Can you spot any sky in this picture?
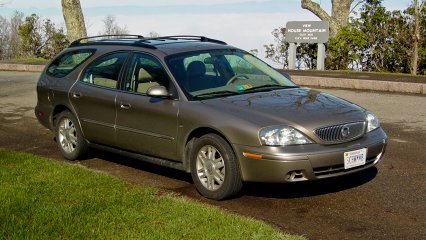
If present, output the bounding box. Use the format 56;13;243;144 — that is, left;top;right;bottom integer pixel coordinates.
0;0;412;64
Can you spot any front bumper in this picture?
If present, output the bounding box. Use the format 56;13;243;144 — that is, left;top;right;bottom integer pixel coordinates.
233;127;387;182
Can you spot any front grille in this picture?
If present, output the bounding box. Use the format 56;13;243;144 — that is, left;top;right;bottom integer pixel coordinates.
314;121;365;143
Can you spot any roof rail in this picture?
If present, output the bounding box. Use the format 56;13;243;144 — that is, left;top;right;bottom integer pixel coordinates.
140;35;227;45
69;34;145;47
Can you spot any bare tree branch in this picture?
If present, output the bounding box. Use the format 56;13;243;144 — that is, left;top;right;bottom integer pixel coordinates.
420;0;426;13
301;0;332;22
350;0;366;13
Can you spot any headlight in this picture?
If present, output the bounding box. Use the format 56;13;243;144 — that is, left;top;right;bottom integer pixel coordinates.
366;112;380;132
259;126;312;146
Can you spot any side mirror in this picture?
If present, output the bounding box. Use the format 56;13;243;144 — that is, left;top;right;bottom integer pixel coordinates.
146;85;169;98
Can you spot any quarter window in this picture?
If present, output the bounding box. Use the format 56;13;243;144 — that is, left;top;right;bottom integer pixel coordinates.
47;49;95;77
81;52;129;89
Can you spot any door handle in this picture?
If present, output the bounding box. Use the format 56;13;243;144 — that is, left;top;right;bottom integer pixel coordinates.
120;103;131;109
72;92;82;98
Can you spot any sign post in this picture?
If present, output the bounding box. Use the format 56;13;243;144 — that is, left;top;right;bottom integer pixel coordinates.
288;43;297;70
285;21;329;70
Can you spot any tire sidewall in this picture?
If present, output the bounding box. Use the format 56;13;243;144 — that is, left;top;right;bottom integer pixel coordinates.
55;111;87;160
190;134;242;200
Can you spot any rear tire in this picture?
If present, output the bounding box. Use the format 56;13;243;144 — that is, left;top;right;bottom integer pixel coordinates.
55;111;88;160
190;134;242;200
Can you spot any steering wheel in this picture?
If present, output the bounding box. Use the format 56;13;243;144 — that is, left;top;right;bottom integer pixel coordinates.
226;74;249;85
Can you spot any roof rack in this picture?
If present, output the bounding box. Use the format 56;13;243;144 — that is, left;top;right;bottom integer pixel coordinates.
139;35;227;45
69;34;145;47
68;35;227;49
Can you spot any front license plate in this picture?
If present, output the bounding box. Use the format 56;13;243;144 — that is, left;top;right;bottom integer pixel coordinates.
344;148;367;169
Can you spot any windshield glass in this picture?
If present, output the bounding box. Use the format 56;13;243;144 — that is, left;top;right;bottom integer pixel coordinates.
165;49;297;99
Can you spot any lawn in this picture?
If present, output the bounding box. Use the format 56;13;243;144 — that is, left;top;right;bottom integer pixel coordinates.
0;149;304;240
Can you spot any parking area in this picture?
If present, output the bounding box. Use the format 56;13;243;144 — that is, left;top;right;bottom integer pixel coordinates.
1;71;425;239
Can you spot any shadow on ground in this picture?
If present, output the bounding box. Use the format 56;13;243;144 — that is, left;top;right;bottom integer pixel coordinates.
241;167;377;199
75;146;378;200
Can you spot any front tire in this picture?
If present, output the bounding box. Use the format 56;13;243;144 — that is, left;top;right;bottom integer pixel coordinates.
190;134;242;200
55;111;88;160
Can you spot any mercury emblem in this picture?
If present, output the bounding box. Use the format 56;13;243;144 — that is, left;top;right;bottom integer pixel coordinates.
341;126;350;138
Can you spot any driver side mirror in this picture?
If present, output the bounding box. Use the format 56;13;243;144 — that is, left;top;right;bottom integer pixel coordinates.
146;85;170;98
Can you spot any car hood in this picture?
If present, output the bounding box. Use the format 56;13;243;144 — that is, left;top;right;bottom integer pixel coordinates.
200;88;366;132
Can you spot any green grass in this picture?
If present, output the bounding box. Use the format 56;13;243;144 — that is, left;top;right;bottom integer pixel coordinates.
0;57;49;65
0;149;304;240
10;57;49;62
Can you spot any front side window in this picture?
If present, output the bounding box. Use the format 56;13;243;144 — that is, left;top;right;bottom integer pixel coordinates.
166;49;297;100
47;49;95;77
124;53;171;94
81;52;129;89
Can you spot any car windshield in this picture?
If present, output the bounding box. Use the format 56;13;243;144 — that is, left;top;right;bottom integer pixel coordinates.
165;49;297;99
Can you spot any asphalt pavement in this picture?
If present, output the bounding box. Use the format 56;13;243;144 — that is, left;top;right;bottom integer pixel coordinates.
0;71;425;239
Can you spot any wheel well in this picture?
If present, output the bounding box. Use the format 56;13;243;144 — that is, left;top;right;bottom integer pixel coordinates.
183;127;236;172
52;105;71;127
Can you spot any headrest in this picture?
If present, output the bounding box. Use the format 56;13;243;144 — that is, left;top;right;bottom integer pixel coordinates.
138;68;153;82
187;61;206;77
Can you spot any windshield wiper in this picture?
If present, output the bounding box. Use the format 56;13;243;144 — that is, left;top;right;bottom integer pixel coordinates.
243;85;299;93
193;90;240;99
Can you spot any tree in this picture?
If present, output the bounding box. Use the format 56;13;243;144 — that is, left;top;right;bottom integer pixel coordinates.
18;14;68;59
99;15;129;35
297;43;318;69
249;49;259;56
18;14;42;57
0;16;10;59
40;19;69;59
61;0;87;41
9;11;24;58
301;0;364;37
410;0;426;75
148;31;161;38
326;25;368;70
264;27;289;68
383;10;412;73
355;0;392;71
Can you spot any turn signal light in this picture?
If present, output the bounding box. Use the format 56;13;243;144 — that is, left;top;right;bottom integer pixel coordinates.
243;152;263;159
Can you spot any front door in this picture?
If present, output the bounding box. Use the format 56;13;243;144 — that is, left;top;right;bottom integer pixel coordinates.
115;52;179;160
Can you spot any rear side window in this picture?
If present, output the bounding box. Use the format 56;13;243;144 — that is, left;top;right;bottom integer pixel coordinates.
81;52;129;89
47;49;95;78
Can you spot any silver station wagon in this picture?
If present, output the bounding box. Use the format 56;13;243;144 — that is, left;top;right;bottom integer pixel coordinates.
35;35;387;200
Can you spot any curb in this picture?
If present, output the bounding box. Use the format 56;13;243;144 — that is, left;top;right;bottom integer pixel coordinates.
0;63;425;95
0;63;45;72
292;76;425;95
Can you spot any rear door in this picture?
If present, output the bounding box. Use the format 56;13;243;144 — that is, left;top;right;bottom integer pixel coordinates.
70;51;129;146
115;52;180;160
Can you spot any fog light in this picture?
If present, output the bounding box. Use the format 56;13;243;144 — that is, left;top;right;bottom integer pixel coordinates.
286;170;307;181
